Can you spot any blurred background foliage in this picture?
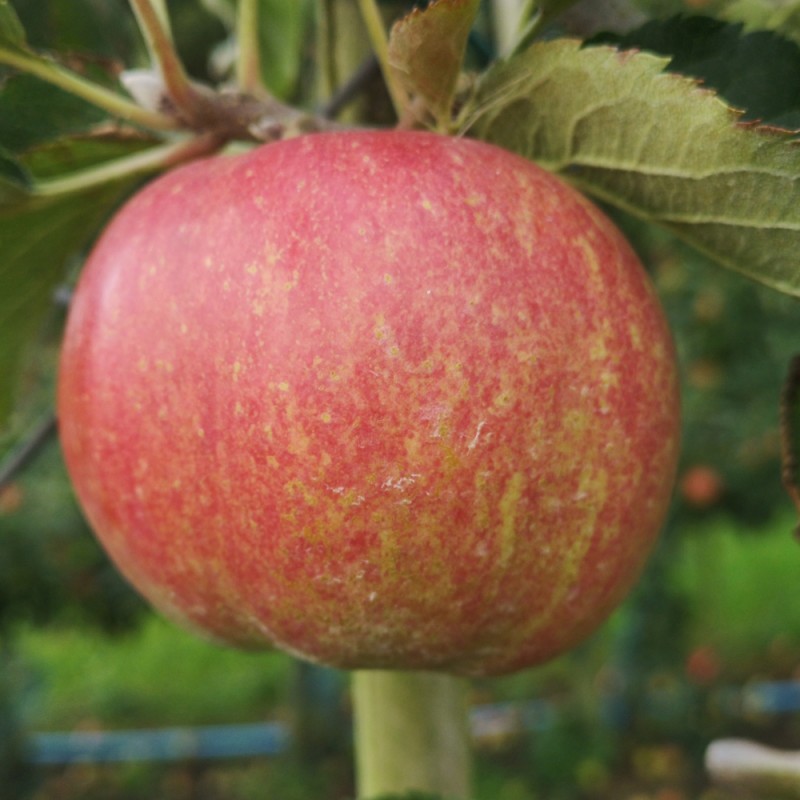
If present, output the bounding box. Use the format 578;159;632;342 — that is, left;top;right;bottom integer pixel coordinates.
3;0;800;799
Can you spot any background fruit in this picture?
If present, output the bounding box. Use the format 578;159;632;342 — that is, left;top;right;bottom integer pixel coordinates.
680;465;724;510
57;130;680;677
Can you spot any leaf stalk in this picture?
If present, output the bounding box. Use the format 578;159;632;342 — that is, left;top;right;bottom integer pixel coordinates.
0;46;178;131
32;135;225;198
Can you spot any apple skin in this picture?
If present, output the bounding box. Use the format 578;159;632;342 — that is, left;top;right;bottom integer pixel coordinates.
58;130;680;677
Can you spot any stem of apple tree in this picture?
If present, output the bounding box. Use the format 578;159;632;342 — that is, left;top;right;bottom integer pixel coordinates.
352;670;473;799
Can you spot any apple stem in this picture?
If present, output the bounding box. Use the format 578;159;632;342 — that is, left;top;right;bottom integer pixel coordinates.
352;669;473;799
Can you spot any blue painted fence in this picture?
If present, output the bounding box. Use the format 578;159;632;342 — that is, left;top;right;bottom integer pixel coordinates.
31;722;290;765
28;681;800;766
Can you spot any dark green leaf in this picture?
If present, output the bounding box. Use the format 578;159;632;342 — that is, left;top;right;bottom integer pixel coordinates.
19;130;156;181
0;126;157;428
464;39;800;296
11;0;138;60
388;0;480;127
0;127;163;428
0;147;30;202
590;15;800;126
0;73;107;154
0;183;130;430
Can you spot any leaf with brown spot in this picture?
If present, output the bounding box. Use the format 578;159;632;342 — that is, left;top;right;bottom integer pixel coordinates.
387;0;480;129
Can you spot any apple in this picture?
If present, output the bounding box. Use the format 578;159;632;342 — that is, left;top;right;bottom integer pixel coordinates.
57;130;680;676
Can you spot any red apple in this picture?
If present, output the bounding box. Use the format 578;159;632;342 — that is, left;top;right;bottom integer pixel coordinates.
57;131;680;676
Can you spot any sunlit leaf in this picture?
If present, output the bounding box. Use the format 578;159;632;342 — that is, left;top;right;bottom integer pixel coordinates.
464;39;800;296
388;0;480;127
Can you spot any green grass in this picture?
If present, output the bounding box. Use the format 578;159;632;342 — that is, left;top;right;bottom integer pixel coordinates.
679;510;800;670
15;615;295;731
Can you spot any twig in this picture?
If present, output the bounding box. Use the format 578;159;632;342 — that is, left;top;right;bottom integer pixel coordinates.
0;413;58;491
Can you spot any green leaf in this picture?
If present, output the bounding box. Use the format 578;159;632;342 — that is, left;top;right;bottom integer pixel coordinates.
0;129;157;429
0;0;26;49
257;0;313;99
19;131;156;181
0;73;107;154
388;0;480;128
590;16;800;127
720;0;800;43
0;147;30;203
464;39;800;296
0;182;131;431
12;0;139;60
